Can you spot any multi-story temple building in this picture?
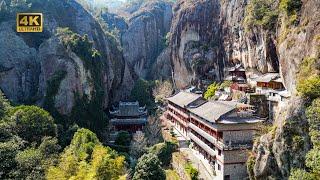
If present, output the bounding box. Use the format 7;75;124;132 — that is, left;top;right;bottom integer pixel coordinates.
109;101;147;133
162;92;264;180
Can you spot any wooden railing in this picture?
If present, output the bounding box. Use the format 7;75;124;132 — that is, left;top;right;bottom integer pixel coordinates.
168;104;189;119
167;111;188;127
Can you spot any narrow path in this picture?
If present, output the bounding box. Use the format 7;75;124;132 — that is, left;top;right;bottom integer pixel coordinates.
173;128;215;180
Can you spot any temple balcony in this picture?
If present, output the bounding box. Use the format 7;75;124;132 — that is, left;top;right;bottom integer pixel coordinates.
167;111;188;127
188;123;223;149
168;104;189;119
110;118;147;125
189;132;216;157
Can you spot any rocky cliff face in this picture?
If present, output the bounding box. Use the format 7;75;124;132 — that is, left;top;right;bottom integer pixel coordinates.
167;0;279;89
100;13;128;35
220;0;279;74
168;0;224;88
251;0;320;178
277;0;320;93
168;0;318;92
0;0;133;115
252;97;311;179
166;0;319;179
122;0;173;78
0;22;40;103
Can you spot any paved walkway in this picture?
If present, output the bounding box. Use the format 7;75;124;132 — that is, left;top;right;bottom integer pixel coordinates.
173;128;215;180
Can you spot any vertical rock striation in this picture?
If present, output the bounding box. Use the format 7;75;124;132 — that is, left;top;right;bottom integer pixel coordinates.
0;0;134;115
122;0;173;78
168;0;223;88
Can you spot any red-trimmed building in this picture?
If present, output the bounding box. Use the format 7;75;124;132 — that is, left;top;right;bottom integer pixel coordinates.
163;92;263;180
109;101;147;133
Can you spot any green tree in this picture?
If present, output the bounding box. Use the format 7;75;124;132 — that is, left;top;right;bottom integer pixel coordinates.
244;0;279;31
306;99;320;131
297;56;320;100
289;168;317;180
0;90;10;119
133;153;166;180
47;128;125;179
115;131;131;153
149;141;177;167
0;136;24;179
297;77;320;100
0;87;60;180
130;79;155;111
204;82;219;100
15;147;44;179
280;0;302;16
92;145;125;179
305;148;320;174
10;105;57;144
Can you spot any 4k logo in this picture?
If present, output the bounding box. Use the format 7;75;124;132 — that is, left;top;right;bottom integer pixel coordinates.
17;13;43;32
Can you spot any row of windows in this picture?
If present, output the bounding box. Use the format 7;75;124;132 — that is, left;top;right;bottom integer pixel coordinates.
190;129;222;155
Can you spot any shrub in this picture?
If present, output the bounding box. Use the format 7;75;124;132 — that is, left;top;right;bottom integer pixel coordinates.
185;162;199;180
280;0;302;16
297;76;320;100
220;80;233;89
204;82;219;100
279;0;302;25
305;148;320;174
289;168;317;180
149;141;178;167
306;98;320;132
244;0;279;31
247;154;256;180
297;57;320;100
292;135;304;151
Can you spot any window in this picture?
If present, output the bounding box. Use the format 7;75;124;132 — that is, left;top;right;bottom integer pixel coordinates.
218;164;221;171
218;149;221;156
224;175;230;180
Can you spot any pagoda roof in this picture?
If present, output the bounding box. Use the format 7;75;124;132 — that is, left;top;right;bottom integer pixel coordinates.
110;101;147;117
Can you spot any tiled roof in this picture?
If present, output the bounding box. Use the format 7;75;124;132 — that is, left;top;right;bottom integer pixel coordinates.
168;92;263;124
188;101;238;122
167;91;202;107
110;101;147;117
254;73;280;83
